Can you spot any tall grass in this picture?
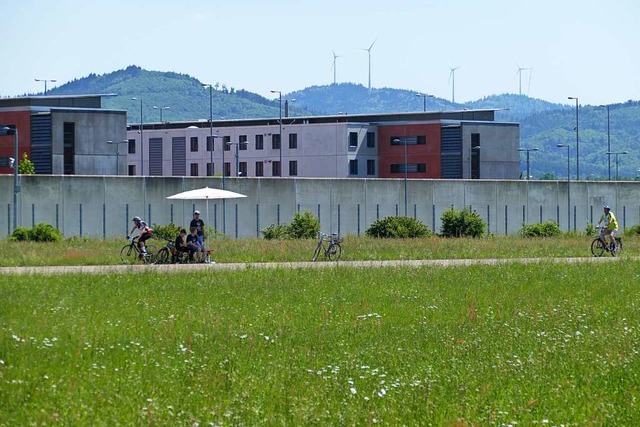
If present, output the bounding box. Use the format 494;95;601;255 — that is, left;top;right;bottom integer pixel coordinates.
2;261;640;424
1;234;637;266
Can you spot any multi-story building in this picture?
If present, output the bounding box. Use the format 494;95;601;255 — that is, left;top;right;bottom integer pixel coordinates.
0;95;127;175
126;110;520;179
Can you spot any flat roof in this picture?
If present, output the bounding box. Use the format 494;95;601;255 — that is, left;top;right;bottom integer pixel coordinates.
0;94;117;109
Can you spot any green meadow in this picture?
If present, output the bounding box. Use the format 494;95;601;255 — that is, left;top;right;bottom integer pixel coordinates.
2;259;640;425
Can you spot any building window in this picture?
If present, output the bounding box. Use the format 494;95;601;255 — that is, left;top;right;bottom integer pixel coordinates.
128;165;136;176
223;136;231;151
239;161;247;177
224;162;231;177
206;136;215;152
390;163;426;173
349;132;358;148
272;134;281;150
366;132;375;148
128;139;136;154
289;133;297;149
239;135;248;150
63;122;75;175
206;162;214;177
190;163;199;176
390;136;426;145
367;159;375;175
255;134;264;150
349;159;358;175
256;161;264;177
190;137;198;152
417;163;427;172
289;160;298;176
272;161;281;176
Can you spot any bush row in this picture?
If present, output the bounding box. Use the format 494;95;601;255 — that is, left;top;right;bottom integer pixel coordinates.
10;223;62;242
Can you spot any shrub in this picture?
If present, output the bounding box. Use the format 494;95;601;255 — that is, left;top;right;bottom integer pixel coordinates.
624;224;640;237
30;223;62;242
365;216;432;238
151;223;182;241
10;226;31;242
261;223;289;240
440;207;485;238
518;221;562;237
287;210;320;239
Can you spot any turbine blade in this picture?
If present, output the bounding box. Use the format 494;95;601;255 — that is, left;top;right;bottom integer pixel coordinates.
369;37;378;51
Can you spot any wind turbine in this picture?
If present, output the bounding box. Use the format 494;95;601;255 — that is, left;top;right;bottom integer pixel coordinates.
360;37;377;90
330;51;341;84
516;65;533;96
448;64;461;103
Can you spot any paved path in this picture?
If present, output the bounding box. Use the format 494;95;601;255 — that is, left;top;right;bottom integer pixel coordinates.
0;256;634;275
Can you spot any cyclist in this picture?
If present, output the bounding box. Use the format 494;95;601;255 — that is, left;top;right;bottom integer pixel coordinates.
127;216;153;255
596;205;618;250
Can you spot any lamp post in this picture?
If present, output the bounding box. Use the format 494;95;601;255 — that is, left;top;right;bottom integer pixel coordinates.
518;147;539;180
568;96;579;180
469;145;481;179
607;151;628;180
392;138;409;216
152;106;170;123
106;140;129;175
132;97;143;176
270;90;282;176
599;104;611;180
415;93;434;112
557;144;571;231
1;126;19;230
34;78;56;95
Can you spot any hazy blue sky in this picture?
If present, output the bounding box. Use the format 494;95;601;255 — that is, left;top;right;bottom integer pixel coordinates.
2;0;638;105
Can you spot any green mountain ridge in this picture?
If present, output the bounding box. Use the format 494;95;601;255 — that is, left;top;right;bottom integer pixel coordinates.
40;66;640;180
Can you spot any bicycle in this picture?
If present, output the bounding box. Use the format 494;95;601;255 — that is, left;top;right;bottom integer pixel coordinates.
591;226;622;257
120;236;157;264
311;232;342;261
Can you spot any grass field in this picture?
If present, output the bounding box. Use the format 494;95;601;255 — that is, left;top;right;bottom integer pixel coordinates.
2;258;640;425
1;234;638;266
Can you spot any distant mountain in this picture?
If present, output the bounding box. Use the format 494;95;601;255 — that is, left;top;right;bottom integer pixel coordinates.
43;66;639;180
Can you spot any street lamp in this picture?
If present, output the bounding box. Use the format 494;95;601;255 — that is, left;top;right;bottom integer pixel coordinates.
469;145;481;179
270;90;282;176
557;144;571;231
106;140;129;175
1;126;19;231
392;138;409;216
34;78;56;95
518;147;539;180
152;106;170;122
132;97;143;176
599;104;611;180
568;96;579;180
607;150;628;180
415;93;434;112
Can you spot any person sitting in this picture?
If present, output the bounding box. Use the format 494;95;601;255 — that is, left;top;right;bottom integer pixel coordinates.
186;227;204;262
174;228;190;262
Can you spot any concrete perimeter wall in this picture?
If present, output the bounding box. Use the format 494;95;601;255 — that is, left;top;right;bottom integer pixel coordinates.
1;175;639;238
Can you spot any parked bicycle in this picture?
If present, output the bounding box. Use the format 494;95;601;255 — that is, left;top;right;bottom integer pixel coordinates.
154;239;205;264
311;232;342;261
591;225;622;257
120;236;157;264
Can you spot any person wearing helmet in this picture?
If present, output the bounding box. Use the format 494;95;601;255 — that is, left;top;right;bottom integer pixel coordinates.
596;205;619;250
127;216;153;255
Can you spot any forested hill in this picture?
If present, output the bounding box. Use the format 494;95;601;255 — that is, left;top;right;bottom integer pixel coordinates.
42;66;639;179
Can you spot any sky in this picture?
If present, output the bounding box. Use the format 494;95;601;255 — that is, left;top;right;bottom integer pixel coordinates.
1;0;639;106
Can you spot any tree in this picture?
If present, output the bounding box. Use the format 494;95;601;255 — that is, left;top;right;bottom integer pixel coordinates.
18;152;35;174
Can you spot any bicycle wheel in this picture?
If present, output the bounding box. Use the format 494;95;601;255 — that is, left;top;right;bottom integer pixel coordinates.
155;248;170;264
120;244;136;264
311;243;322;261
143;245;157;264
327;243;342;261
590;238;606;257
611;238;623;257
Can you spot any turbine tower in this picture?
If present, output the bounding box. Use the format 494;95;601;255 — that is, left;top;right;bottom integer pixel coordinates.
516;65;533;95
331;51;341;84
448;65;461;103
360;38;377;90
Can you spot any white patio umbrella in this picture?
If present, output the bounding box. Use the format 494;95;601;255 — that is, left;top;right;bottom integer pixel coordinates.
167;186;247;255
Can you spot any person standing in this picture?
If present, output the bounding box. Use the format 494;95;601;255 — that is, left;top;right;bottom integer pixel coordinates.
190;210;206;247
